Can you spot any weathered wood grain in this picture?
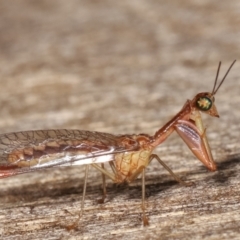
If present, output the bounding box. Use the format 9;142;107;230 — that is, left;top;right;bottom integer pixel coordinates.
0;1;239;239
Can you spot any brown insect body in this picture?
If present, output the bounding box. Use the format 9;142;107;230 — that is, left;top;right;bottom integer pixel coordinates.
105;90;220;184
0;61;236;226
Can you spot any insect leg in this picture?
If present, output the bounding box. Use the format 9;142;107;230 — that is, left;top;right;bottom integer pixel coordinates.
109;161;117;175
97;163;107;204
79;165;90;219
67;165;90;229
150;154;192;186
91;163;117;182
141;167;149;226
125;166;149;226
175;117;216;171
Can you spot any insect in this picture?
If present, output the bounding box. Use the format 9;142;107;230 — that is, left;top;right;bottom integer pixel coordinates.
0;61;236;226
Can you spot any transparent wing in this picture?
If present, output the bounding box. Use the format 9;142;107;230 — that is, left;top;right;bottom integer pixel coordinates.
0;129;140;178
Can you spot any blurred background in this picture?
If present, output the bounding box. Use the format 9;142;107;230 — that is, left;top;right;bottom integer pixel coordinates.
0;1;239;133
0;1;239;239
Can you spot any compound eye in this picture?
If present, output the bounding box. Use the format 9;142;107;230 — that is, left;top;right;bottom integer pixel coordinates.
196;97;212;111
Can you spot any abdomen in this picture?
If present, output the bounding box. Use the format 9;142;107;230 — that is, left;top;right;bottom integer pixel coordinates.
114;149;152;182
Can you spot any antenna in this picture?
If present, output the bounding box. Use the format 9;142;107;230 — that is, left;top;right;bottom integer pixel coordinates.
212;60;236;95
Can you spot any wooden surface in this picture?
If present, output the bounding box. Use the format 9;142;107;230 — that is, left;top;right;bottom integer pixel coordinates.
0;1;239;239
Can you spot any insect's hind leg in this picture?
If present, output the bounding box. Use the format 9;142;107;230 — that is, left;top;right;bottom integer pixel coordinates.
66;165;90;230
97;163;107;204
150;154;192;187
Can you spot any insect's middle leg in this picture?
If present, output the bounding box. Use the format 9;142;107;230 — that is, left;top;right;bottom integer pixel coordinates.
150;154;192;186
141;167;149;226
